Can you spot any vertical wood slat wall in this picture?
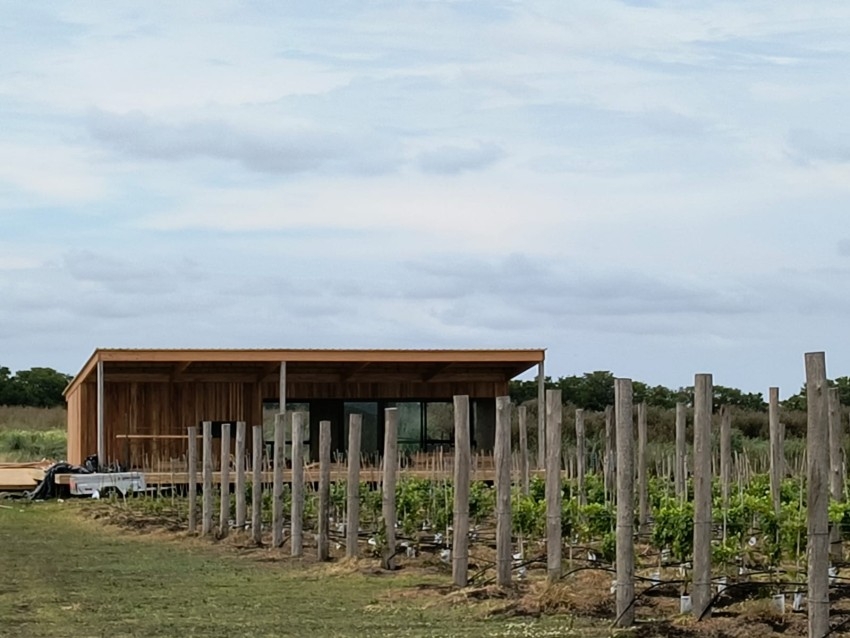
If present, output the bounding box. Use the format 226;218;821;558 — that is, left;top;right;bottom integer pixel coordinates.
69;379;507;466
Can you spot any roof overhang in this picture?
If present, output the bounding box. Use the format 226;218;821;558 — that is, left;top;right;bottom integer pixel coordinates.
64;348;545;396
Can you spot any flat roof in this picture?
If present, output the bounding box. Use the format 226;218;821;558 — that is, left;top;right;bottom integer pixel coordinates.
65;348;545;395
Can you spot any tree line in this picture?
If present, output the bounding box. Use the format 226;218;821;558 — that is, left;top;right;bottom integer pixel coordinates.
0;366;72;408
509;370;850;413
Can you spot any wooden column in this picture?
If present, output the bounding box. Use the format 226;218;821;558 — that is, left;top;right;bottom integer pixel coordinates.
769;387;782;516
495;396;513;587
452;395;471;587
187;425;198;534
202;421;213;536
96;359;104;468
317;420;331;561
235;421;247;531
291;412;305;557
251;425;263;545
615;379;635;628
279;361;287;409
807;352;830;638
219;422;231;538
272;416;285;548
637;401;648;533
382;407;399;570
675;402;686;501
537;362;545;469
575;408;586;507
692;374;713;620
829;387;844;561
545;390;562;583
346;413;362;559
518;405;530;495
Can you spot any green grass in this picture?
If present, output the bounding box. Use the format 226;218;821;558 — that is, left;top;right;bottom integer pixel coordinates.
0;406;67;461
0;503;588;638
0;429;67;462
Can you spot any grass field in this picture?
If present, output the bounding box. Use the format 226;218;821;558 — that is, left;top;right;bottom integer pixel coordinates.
0;502;591;638
0;406;66;462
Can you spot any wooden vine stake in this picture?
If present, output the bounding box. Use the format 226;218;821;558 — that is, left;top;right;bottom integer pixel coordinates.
291;412;305;557
614;379;634;628
545;389;562;583
251;425;263;545
806;352;830;638
692;373;713;620
452;395;471;587
345;413;362;559
495;396;513;587
382;407;399;570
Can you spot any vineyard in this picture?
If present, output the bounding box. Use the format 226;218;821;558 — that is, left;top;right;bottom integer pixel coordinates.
80;353;846;637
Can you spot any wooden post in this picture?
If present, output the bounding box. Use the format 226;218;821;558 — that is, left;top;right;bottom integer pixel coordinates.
317;420;331;561
637;401;648;533
518;405;530;495
291;412;305;557
692;374;713;620
675;402;686;501
453;395;471;587
219;422;231;538
604;405;615;501
235;421;246;531
346;413;362;559
187;426;198;534
495;396;513;587
769;387;782;516
272;415;285;548
546;390;562;583
382;407;399;570
829;387;844;561
202;421;213;536
575;408;586;507
279;361;287;409
251;425;263;545
96;358;105;468
807;352;830;638
537;362;545;469
615;379;635;628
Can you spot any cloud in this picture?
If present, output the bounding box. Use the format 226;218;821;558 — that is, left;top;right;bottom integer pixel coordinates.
86;109;401;176
787;128;850;165
416;142;504;174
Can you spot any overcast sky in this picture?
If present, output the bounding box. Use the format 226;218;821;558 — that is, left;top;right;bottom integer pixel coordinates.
3;2;850;397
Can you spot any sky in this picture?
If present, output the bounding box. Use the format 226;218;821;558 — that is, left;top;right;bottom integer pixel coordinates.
2;1;850;397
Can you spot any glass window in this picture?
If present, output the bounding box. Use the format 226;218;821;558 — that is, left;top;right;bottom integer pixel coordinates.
425;402;453;449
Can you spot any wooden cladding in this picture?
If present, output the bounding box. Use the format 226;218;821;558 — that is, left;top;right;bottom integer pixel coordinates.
67;378;508;466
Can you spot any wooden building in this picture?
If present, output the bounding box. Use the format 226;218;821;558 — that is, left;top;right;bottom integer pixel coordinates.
63;348;545;468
